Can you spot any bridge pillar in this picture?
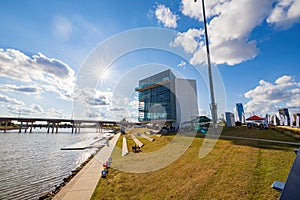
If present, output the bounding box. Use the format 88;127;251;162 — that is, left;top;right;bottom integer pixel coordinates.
3;121;8;133
56;123;59;133
52;123;55;133
78;123;81;133
96;122;100;133
100;123;103;133
29;121;33;133
75;123;77;133
24;122;28;133
47;123;50;133
19;121;23;133
71;123;74;133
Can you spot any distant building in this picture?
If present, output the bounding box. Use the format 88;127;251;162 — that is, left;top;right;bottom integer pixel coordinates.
279;108;290;126
236;103;245;123
225;112;235;127
135;69;198;128
293;113;300;127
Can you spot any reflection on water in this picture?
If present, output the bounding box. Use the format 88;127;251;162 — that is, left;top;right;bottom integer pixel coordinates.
0;128;102;200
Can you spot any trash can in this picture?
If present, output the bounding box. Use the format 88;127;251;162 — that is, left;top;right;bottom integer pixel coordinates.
101;170;107;178
103;163;108;168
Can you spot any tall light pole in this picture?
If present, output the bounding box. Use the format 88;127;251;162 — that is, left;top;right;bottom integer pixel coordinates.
195;0;218;133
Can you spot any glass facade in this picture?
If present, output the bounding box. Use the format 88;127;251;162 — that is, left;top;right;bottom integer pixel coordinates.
136;70;176;122
138;69;175;89
236;103;244;123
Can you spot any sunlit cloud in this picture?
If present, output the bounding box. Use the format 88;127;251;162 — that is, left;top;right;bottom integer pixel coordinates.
174;0;300;66
0;93;25;106
7;104;43;116
173;0;271;66
177;60;187;68
155;4;179;28
0;48;75;99
244;75;300;114
267;0;300;29
0;84;42;95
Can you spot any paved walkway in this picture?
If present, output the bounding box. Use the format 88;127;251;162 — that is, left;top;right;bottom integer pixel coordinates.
220;135;300;146
53;133;120;200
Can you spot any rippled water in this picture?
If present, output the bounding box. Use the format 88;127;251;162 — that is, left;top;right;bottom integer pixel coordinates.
0;128;103;200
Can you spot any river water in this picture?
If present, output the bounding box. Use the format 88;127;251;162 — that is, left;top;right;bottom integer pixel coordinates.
0;128;104;200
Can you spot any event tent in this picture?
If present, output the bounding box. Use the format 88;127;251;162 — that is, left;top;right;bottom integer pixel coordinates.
246;115;264;121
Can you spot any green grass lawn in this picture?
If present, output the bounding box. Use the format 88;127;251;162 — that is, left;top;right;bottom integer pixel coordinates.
91;127;299;200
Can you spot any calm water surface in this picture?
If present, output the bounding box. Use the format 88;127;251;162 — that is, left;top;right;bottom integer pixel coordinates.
0;128;103;200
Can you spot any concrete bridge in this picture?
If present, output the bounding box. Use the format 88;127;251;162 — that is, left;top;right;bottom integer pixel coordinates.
0;117;117;133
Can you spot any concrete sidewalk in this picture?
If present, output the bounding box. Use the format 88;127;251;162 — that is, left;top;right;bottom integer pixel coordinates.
53;133;120;200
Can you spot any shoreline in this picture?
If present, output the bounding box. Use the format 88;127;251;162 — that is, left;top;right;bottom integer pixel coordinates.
39;131;116;199
38;148;102;199
52;132;120;200
0;126;20;131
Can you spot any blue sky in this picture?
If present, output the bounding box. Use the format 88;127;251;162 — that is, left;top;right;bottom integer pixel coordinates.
0;0;299;121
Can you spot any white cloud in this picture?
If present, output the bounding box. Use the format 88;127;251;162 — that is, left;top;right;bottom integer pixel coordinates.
244;75;300;114
7;104;43;116
177;0;300;66
111;108;126;112
177;60;187;68
171;28;203;53
0;93;24;106
85;95;109;106
187;37;259;66
46;108;67;118
74;87;113;107
267;0;300;29
32;104;43;113
5;102;68;118
155;4;178;28
0;84;42;94
0;48;75;99
174;0;272;66
129;98;139;109
180;0;224;21
0;93;48;117
73;87;138;121
275;75;294;84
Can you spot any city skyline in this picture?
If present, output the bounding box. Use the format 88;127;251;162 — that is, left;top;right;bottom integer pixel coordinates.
0;0;300;121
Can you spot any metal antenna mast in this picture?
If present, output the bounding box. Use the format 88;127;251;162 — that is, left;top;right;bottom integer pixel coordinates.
195;0;218;133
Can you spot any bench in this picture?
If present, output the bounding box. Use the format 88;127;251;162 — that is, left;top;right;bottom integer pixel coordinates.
140;134;154;142
131;134;144;147
122;136;129;156
272;148;300;199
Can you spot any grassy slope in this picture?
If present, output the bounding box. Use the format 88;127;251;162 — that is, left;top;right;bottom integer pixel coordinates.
91;127;298;200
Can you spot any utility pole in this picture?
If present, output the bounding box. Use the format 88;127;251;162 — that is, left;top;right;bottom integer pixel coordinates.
195;0;218;133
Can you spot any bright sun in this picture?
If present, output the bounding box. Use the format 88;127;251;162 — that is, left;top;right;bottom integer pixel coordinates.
100;67;112;81
99;67;116;89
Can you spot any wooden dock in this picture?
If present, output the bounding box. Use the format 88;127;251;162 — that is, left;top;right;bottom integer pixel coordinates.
61;137;106;150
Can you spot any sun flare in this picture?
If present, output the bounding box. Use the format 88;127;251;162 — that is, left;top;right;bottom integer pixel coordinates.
99;67;116;89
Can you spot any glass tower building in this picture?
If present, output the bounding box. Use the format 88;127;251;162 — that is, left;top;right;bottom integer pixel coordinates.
135;69;198;128
236;103;245;123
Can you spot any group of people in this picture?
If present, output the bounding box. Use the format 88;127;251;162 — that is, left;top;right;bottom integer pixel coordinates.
132;145;141;153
